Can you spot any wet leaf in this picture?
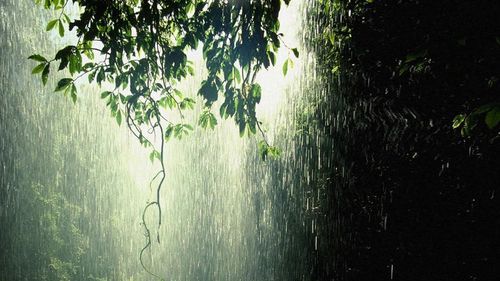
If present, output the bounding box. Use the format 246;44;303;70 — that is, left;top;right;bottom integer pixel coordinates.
149;150;160;163
116;110;122;125
58;20;64;37
28;54;47;62
41;63;50;85
55;78;73;92
46;19;58;31
485;107;500;129
282;59;288;76
31;63;46;74
452;114;465;129
100;91;111;99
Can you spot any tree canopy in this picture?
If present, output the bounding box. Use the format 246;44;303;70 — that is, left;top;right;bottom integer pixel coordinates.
29;0;295;277
30;0;296;144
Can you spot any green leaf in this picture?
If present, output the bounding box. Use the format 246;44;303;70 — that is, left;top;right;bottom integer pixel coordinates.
58;57;69;71
173;89;184;98
186;2;195;16
54;78;73;92
70;84;77;103
187;64;195;75
159;95;176;109
172;123;192;139
96;68;105;85
250;84;262;103
69;53;82;75
239;121;246;137
101;91;112;99
268;146;281;158
31;63;46;74
485;107;500;129
116;110;122;125
199;79;218;105
82;62;95;71
474;104;493;114
41;64;50;85
62;13;71;24
88;70;96;83
164;125;174;141
28;54;47;62
452;114;465;129
180;97;195;110
71;91;77;103
257;140;268;160
198;112;208;128
267;51;276;66
46;19;58;31
248;119;256;134
332;65;339;74
219;103;229;119
233;67;241;83
199;110;217;129
209;113;217;129
291;48;299;58
328;32;336;45
282;59;288;76
257;141;280;161
149;150;160;163
398;64;410;76
404;49;428;63
58;20;64;37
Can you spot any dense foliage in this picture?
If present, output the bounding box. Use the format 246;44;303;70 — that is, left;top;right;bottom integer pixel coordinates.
30;0;296;153
29;0;295;277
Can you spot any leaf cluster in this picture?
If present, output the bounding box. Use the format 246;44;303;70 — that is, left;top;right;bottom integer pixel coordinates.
31;0;295;152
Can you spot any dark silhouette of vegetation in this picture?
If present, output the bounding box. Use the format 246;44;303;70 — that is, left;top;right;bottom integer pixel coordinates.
296;0;500;280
